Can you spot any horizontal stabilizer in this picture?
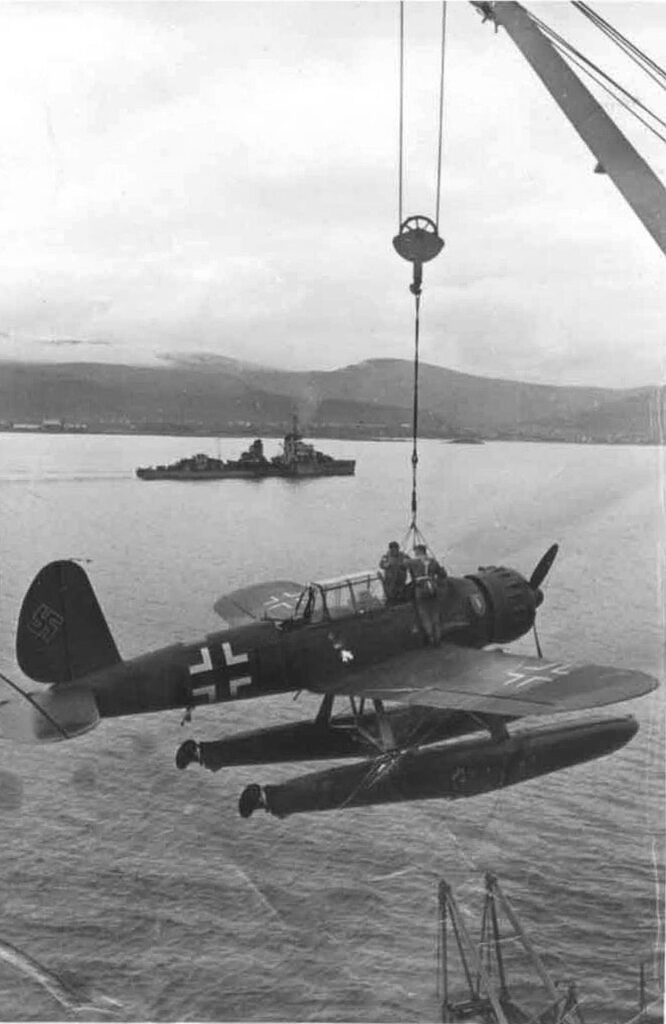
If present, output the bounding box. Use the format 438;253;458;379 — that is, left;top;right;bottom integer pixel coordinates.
0;687;100;744
312;645;659;718
214;579;304;626
17;561;121;684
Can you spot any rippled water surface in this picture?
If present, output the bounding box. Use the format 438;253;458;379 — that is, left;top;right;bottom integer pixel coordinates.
0;434;663;1022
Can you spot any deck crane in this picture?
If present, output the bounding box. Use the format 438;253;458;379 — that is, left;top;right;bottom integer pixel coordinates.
394;0;665;556
471;1;666;257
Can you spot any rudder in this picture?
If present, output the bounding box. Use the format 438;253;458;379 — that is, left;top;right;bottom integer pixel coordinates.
17;561;121;684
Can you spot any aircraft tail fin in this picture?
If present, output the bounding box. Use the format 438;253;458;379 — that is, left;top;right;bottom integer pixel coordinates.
17;561;121;684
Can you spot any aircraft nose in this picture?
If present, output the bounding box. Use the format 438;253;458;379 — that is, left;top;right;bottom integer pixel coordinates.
534;587;544;608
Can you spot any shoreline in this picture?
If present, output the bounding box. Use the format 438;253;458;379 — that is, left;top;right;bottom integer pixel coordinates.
0;427;661;446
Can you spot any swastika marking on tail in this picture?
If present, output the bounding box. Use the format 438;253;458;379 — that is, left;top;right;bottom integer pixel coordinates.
27;604;64;644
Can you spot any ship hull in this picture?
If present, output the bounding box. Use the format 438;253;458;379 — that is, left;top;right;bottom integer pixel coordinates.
136;460;356;480
136;466;274;480
274;460;356;477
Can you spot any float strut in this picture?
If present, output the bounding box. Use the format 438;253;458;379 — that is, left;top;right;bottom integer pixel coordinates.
373;699;397;751
315;693;335;726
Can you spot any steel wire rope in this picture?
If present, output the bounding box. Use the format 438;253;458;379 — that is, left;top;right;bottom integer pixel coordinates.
389;0;527;859
272;690;485;898
409;291;421;537
435;1;448;228
526;8;666;144
398;2;449;227
0;669;70;740
396;706;533;871
530;6;666;130
396;3;448;549
334;747;404;812
544;34;666;146
398;1;405;230
572;1;666;92
335;705;515;866
371;0;512;859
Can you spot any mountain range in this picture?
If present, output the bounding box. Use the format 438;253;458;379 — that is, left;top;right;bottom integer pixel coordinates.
0;355;663;444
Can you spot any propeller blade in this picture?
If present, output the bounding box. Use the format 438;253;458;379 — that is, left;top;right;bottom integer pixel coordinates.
529;543;559;591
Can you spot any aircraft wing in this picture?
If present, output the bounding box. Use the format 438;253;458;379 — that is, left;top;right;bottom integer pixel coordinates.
213;580;304;627
311;645;659;718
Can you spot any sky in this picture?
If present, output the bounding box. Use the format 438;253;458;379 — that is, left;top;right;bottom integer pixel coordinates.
0;1;663;387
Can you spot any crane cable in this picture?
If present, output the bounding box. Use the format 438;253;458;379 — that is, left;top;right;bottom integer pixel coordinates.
398;2;448;231
0;669;70;740
435;1;448;231
407;290;422;543
398;1;404;229
394;1;447;549
527;7;666;145
571;1;666;93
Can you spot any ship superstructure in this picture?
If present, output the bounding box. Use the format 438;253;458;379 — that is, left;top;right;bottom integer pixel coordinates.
136;421;355;480
270;416;355;477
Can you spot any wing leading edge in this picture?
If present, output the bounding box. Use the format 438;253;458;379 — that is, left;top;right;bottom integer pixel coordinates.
311;645;659;718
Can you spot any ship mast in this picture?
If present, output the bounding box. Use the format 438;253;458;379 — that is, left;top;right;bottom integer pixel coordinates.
473;1;666;257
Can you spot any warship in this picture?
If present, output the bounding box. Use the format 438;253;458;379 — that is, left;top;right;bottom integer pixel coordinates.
136;418;356;480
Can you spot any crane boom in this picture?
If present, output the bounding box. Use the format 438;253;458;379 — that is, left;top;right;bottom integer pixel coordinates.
474;1;666;256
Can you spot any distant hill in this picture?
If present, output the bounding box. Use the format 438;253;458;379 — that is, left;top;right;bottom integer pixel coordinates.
0;356;662;443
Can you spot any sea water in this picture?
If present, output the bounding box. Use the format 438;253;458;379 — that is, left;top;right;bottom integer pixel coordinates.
0;433;663;1022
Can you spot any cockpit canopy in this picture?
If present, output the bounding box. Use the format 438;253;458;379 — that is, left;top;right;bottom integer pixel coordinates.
213;572;388;629
294;571;387;623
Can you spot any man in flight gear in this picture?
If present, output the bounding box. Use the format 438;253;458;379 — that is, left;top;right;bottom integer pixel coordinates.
410;544;448;645
379;541;410;604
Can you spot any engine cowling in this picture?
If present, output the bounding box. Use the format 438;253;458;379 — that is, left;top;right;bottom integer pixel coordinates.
465;566;537;645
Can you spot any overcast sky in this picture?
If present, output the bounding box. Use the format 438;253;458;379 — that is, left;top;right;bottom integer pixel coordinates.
0;1;663;386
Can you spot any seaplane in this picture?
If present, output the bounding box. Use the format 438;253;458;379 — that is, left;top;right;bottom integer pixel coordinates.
2;2;663;820
1;546;657;820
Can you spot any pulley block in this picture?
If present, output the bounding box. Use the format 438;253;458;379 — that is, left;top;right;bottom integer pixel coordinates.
392;215;445;264
392;215;444;295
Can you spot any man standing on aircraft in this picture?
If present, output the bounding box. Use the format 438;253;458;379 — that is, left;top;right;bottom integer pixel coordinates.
410;543;448;644
379;541;410;604
410;544;446;590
